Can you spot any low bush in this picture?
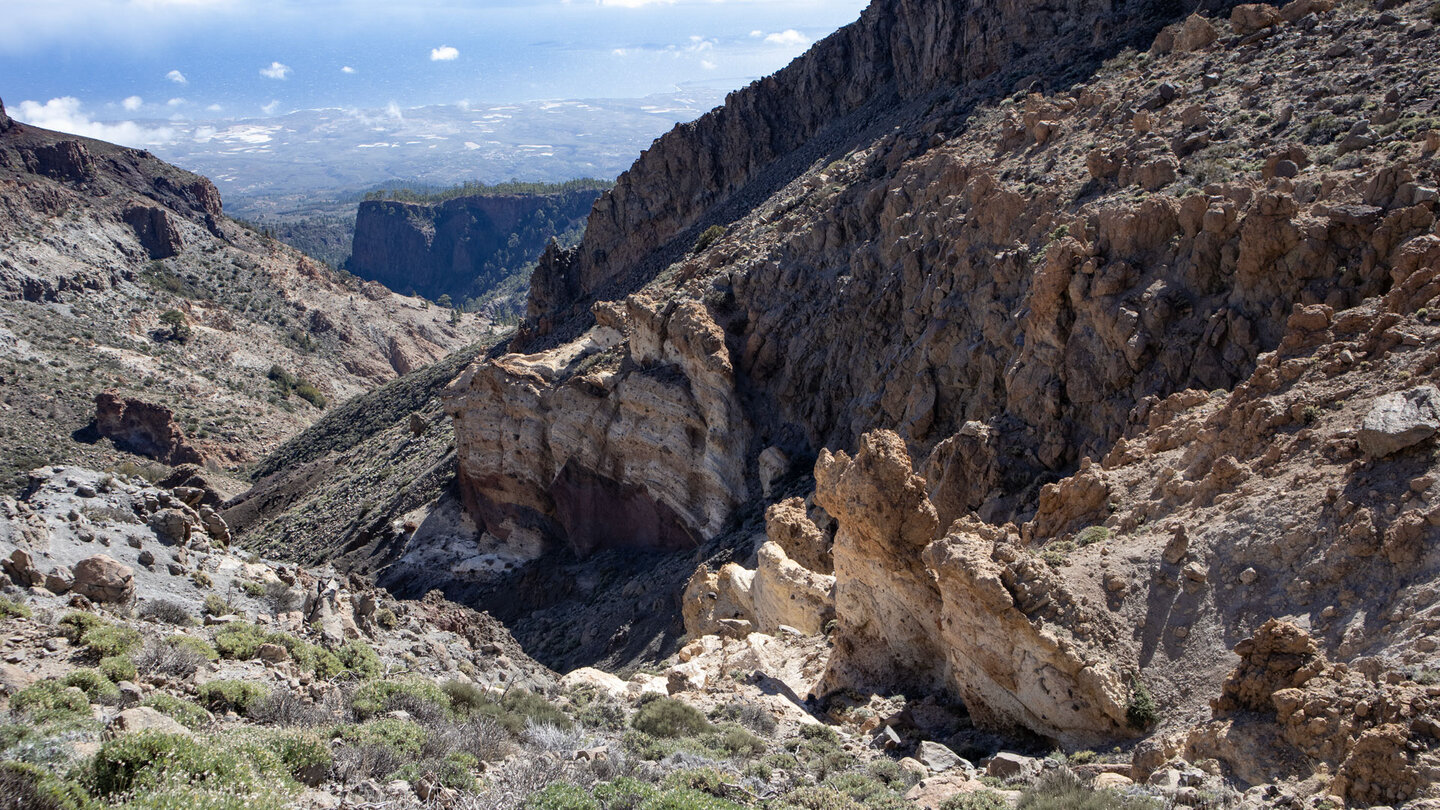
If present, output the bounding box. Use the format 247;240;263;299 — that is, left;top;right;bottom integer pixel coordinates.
61;669;120;704
141;693;210;729
86;729;295;808
138;599;196;626
1017;768;1156;810
632;697;711;739
0;595;33;620
201;594;229;617
196;679;268;716
391;751;480;793
135;635;217;679
692;225;726;254
336;717;427;759
11;680;92;724
98;655;136;683
78;624;141;659
939;793;1010;810
709;701;777;736
594;777;660;810
350;677;450;720
57;612;104;644
0;760;95;810
527;781;598;810
248;688;333;728
1126;676;1158;730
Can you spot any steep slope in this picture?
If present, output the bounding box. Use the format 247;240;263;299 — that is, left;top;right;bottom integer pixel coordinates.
346;186;604;307
0;99;493;488
436;0;1440;802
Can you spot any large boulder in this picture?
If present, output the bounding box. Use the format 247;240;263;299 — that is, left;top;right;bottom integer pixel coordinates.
1;549;42;587
1230;3;1282;35
71;555;135;604
1356;386;1440;458
105;707;192;739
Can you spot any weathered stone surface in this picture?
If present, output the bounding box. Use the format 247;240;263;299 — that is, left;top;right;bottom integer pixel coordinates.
2;548;42;587
123;206;184;260
749;541;835;636
917;740;971;774
106;707;192;739
986;752;1040;780
94;394;204;466
559;667;629;698
72;554;135;603
1231;3;1282;35
1356;386;1440;458
43;565;73;594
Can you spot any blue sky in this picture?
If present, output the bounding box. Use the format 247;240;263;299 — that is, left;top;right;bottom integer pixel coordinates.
4;0;869;142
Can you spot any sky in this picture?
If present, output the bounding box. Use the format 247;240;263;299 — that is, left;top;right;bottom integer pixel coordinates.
3;0;871;147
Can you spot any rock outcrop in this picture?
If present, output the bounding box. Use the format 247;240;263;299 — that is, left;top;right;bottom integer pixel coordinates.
93;393;205;466
347;189;601;303
72;554;135;604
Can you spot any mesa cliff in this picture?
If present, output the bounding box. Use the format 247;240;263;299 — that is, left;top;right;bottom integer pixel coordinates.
438;0;1440;802
347;188;602;304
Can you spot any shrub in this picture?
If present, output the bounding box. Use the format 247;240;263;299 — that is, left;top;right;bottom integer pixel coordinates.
1075;526;1109;547
196;679;268;715
1126;676;1158;730
824;772;912;810
87;729;293;804
594;777;660;810
240;580;266;598
99;655;137;683
692;225;726;254
391;752;480;793
0;595;32;620
336;717;427;759
940;792;1011;810
441;679;490;714
58;612;104;644
709;701;777;736
1017;768;1156;810
527;781;599;810
641;787;747;810
159;310;191;342
0;760;95;810
776;785;864;810
294;383;327;409
62;669;120;703
79;624;141;658
632;697;711;739
375;607;397;629
135;635;217;679
141;693;210;730
334;640;382;679
138;599;195;626
468;688;573;735
258;729;333;786
422;715;510;764
351;677;451;720
12;680;92;724
202;594;229;617
716;724;767;757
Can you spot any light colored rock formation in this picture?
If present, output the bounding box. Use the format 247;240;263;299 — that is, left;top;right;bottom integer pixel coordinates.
750;541;834;636
444;294;749;558
72;554;135;604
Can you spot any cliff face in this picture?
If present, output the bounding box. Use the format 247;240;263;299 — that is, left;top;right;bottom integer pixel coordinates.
524;0;1238;333
347;190;601;303
442;0;1440;796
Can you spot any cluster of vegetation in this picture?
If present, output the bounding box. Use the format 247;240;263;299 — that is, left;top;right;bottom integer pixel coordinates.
266;365;327;410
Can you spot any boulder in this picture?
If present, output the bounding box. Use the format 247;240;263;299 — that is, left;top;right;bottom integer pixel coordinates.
256;643;290;663
43;565;74;594
917;740;972;774
71;555;136;603
1356;386;1440;458
905;773;1016;810
0;663;37;695
1280;0;1335;22
147;509;192;546
986;752;1040;780
665;661;706;694
106;706;192;739
560;667;629;698
2;549;42;588
1230;3;1282;36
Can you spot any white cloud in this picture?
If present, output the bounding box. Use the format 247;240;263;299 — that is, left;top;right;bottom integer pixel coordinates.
341;65;356;74
261;99;281;114
612;47;628;56
700;59;716;70
206;103;223;112
121;95;143;111
259;61;291;79
167;97;185;106
166;69;187;84
430;45;459;61
595;0;676;6
749;30;763;37
386;101;404;121
763;29;809;47
14;97;174;147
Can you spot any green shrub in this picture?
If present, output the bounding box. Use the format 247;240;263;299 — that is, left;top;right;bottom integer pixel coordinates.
167;634;219;661
99;655;137;683
87;729;294;805
334;640;382;679
294;383;327;409
257;729;333;786
336;717;427;759
202;594;229;617
594;777;659;810
212;622;268;659
716;724;767;757
1126;676;1158;730
12;680;92;724
664;768;729;798
441;679;490;713
692;225;726;254
141;693;210;730
1075;526;1109;547
58;612;104;644
391;752;479;793
0;760;95;810
466;688;572;735
640;787;747;810
775;786;864;810
240;581;266;598
527;781;598;810
709;701;777;736
62;669;120;703
622;729;673;761
159;309;191;343
940;792;1011;810
374;608;397;629
1017;768;1156;810
350;678;450;720
79;624;141;658
632;697;711;738
0;595;32;620
196;680;268;716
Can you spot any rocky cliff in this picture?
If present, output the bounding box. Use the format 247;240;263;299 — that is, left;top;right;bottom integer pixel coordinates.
347;190;602;304
438;0;1440;802
0;99;491;485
